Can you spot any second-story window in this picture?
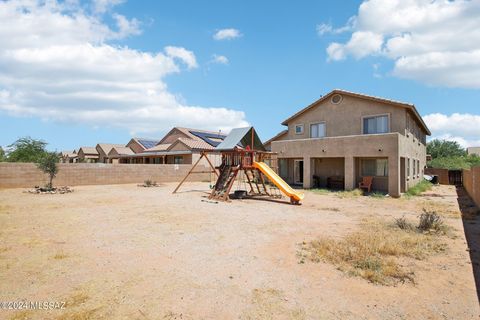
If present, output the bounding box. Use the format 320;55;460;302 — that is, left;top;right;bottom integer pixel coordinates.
310;122;326;138
295;124;304;134
363;115;389;134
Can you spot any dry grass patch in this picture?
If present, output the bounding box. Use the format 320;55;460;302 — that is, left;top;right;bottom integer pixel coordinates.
9;311;32;320
299;218;448;285
419;200;461;218
56;307;102;320
242;288;306;320
66;292;89;307
53;252;68;260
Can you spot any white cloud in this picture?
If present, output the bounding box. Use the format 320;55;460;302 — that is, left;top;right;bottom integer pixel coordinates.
92;0;124;14
211;54;229;65
323;0;480;88
424;113;480;148
112;13;141;38
213;28;242;41
0;1;248;134
165;46;198;69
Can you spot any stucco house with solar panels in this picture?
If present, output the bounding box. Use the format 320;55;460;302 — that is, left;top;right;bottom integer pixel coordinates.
110;127;226;165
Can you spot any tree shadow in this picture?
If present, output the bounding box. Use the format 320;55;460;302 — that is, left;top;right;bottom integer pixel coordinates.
456;186;480;302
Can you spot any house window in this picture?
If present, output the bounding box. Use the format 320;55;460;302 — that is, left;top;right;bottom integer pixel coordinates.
310;122;326;138
417;160;420;177
361;159;388;177
363;115;389;134
174;156;184;164
407;158;410;177
295;124;304;135
413;159;416;176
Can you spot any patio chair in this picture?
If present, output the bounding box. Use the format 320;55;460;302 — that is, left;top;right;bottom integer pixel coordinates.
358;176;373;193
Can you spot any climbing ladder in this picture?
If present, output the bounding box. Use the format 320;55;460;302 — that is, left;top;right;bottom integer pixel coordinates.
209;164;239;201
245;169;269;196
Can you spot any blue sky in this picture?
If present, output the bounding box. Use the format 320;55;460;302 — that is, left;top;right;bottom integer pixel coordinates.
0;0;479;151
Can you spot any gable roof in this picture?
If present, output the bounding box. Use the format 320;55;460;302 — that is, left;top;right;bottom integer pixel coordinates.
61;150;77;157
215;127;266;151
159;127;227;147
281;89;431;135
174;138;215;150
263;130;288;146
144;143;171;152
96;143;125;155
78;147;98;155
108;146;134;156
133;138;160;149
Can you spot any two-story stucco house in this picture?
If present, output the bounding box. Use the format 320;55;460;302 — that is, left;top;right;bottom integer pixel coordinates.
269;89;431;197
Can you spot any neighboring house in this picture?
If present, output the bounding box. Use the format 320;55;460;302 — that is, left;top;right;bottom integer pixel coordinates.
269;89;431;197
77;147;99;163
96;143;125;163
107;146;135;164
126;138;161;154
60;150;77;163
467;147;480;156
113;127;226;165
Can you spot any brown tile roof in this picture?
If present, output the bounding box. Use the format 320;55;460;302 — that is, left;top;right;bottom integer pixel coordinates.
79;147;98;155
281;89;431;135
144;143;171;152
96;143;125;155
109;146;134;156
176;138;215;150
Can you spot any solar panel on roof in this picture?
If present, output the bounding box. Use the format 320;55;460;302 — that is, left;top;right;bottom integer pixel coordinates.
138;139;159;149
189;130;226;147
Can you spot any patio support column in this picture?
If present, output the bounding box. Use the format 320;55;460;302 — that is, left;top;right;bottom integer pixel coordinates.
303;156;311;189
388;155;401;198
344;156;355;190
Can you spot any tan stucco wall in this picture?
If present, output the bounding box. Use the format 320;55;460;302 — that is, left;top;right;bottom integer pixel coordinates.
272;133;402;196
169;141;191;152
463;166;480;208
0;163;209;188
127;140;145;154
284;94;409;140
468;147;480;156
398;133;427;190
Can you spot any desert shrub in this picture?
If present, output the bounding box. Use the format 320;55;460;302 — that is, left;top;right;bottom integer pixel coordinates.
418;209;446;233
406;180;432;196
144;179;153;187
394;216;415;231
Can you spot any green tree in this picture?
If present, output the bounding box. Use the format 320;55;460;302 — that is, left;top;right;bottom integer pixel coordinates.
7;137;47;162
36;152;59;189
0;147;5;162
427;139;466;159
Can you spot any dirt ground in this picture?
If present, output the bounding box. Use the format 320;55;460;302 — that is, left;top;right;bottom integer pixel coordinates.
0;183;479;319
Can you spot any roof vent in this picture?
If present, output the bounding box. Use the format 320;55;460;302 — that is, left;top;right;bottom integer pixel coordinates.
331;94;343;104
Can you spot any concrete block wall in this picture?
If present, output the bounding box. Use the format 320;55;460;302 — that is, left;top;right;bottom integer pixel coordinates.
425;168;450;185
463;166;480;208
0;163;209;188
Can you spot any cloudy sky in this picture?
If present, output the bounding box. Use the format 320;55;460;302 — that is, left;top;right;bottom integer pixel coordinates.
0;0;479;150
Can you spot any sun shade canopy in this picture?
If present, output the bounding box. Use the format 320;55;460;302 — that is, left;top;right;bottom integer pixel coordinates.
215;127;266;151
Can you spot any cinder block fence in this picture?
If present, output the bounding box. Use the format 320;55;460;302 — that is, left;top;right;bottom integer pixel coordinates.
0;163;209;188
463;166;480;208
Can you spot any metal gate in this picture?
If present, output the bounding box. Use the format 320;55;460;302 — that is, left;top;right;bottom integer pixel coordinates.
448;170;463;186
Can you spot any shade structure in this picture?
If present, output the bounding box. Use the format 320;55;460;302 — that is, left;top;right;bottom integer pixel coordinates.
215;127;266;151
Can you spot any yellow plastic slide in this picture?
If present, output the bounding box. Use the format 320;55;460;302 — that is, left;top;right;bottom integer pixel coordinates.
253;161;304;204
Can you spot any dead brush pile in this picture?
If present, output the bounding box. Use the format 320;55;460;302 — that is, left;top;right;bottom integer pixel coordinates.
298;215;448;285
